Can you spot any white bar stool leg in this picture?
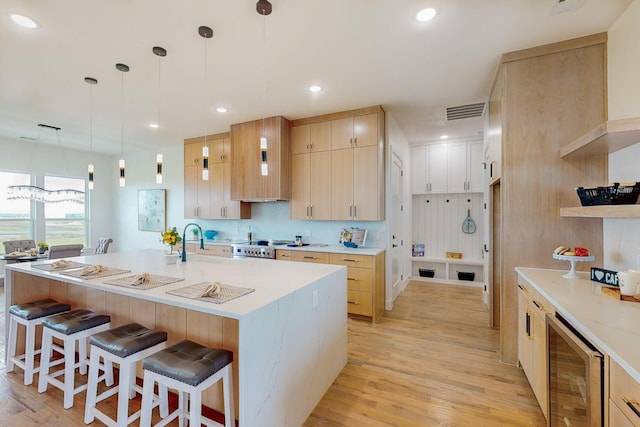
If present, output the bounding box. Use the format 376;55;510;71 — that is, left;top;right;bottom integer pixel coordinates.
78;336;88;375
83;349;101;424
139;371;156;427
223;364;235;427
189;390;202;427
6;314;18;373
116;358;132;426
63;334;77;409
37;328;53;394
23;318;37;385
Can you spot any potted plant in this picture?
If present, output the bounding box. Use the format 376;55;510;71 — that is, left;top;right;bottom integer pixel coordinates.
192;228;200;239
160;227;182;262
37;242;48;254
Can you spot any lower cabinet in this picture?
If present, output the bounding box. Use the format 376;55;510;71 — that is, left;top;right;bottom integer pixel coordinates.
517;281;549;419
184;243;232;258
275;249;385;322
610;358;640;426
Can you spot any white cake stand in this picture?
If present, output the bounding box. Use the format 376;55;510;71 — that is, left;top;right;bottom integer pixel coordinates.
553;253;595;278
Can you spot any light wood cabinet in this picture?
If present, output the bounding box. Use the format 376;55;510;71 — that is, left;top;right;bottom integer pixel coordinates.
332;144;381;221
277;249;385;322
517;281;549;419
184;133;250;220
490;34;607;365
196;244;232;258
230;116;291;201
291;151;332;220
411;144;448;194
329;252;384;322
291;122;332;154
331;113;378;150
611;359;640;426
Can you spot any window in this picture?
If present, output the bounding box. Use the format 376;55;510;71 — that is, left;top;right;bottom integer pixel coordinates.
44;176;87;246
0;171;32;253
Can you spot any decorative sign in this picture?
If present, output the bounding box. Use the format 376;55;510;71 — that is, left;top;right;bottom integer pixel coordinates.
590;267;619;287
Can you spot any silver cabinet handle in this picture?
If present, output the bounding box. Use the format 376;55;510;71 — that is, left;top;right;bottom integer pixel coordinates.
353;137;357;146
309;205;313;218
347;300;358;305
349;205;353;217
353;205;357;218
343;258;358;263
347;277;358;281
303;256;316;260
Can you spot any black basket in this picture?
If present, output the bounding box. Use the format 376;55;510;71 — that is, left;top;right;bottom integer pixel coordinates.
419;268;435;278
576;182;640;206
457;271;475;281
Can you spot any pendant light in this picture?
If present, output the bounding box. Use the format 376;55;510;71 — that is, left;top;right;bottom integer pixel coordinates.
257;0;272;176
153;46;167;184
85;77;97;190
116;63;129;187
199;26;213;181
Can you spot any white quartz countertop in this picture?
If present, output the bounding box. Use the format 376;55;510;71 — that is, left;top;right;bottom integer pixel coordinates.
6;249;346;320
516;267;640;383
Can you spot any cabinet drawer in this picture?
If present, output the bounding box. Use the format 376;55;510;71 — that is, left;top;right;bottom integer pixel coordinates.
346;267;373;292
275;249;292;261
347;290;373;317
292;251;330;264
196;245;231;258
611;359;640;426
330;253;373;268
611;399;636;427
184;243;198;253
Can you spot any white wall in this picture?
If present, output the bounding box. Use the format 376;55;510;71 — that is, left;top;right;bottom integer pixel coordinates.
385;112;412;307
604;0;640;271
0;136;114;250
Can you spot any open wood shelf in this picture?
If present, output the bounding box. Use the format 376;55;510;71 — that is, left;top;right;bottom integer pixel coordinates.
560;117;640;158
410;257;483;266
560;205;640;218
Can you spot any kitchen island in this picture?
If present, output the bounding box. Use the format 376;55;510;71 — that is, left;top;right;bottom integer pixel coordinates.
4;249;348;427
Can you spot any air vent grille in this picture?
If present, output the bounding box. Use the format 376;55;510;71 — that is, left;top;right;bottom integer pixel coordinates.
446;102;485;121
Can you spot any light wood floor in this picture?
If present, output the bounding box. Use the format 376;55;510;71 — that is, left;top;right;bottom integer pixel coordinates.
0;282;545;426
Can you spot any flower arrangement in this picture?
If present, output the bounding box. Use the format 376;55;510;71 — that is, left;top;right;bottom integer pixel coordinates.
161;227;182;254
37;242;48;254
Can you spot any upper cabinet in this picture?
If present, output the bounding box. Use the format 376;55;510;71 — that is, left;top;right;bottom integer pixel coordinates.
291;106;385;221
412;141;482;195
184;132;250;220
230;116;291;201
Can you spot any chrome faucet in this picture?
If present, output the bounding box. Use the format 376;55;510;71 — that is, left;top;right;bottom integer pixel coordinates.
181;223;204;262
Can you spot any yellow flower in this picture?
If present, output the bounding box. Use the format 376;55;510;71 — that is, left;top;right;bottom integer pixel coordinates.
160;226;182;246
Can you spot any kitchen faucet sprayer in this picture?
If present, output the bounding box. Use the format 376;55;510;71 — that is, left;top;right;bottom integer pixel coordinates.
182;223;204;262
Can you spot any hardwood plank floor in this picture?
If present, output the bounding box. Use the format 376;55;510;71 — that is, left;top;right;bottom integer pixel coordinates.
0;282;545;426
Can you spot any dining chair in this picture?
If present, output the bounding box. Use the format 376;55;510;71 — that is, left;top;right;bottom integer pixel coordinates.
3;239;37;254
48;244;84;259
94;237;113;254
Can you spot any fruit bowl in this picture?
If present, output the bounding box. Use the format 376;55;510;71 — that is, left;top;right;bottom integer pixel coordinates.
204;230;218;239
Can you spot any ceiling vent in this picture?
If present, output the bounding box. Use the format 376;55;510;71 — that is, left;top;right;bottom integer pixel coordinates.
549;0;586;15
445;102;485;121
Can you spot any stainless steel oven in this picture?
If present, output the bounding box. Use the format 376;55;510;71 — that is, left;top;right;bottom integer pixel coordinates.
546;312;604;426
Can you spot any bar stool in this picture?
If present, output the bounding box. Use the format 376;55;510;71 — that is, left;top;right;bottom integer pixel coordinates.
139;339;235;427
37;309;112;409
6;298;71;385
84;322;168;427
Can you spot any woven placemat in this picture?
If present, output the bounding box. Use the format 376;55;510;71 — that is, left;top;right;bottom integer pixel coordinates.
103;274;184;290
60;266;131;279
167;282;255;304
31;261;87;272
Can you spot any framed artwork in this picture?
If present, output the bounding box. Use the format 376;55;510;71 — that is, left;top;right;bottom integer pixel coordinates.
138;189;166;232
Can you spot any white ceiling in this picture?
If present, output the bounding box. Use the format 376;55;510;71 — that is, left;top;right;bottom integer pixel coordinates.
0;0;632;155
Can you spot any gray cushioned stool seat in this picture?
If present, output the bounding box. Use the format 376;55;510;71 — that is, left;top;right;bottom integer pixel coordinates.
42;309;111;335
9;298;71;320
90;322;167;358
143;339;233;387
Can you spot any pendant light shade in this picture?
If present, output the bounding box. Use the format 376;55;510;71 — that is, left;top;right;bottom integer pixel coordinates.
85;76;97;190
116;63;129;187
153;46;167;184
199;25;213;181
258;1;272;176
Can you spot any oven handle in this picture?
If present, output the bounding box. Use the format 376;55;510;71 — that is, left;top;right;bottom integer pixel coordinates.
546;313;603;425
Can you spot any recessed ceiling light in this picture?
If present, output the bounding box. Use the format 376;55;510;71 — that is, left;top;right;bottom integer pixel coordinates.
440;134;448;140
10;14;38;28
149;123;159;128
216;107;228;113
416;8;437;22
308;85;323;93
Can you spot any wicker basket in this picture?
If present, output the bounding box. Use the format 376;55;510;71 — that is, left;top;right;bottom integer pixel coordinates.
576;182;640;206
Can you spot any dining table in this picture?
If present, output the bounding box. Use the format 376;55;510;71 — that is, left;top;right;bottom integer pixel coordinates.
0;253;48;262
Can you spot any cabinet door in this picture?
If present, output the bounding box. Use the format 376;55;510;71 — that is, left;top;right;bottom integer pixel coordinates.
467;141;484;193
291;153;311;219
291;124;310;155
447;142;467;193
331;117;354;150
184;142;202;167
428;144;448;193
209;163;225;219
517;292;533;376
309;150;332;220
310;121;332;152
223;162;249;219
184;165;199;218
331;148;354;220
353;113;378;147
197;173;211;219
531;312;548;419
210;136;227;164
610;400;635;427
353;145;379;220
411;146;428;194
